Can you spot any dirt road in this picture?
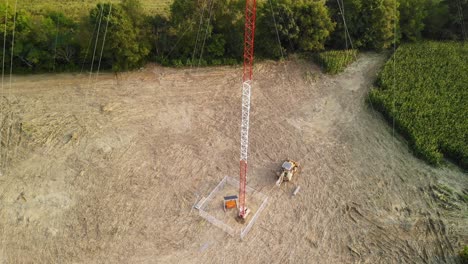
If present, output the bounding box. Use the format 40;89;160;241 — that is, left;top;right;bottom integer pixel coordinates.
0;54;466;263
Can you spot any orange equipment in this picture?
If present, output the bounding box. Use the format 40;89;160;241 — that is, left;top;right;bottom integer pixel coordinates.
223;195;238;211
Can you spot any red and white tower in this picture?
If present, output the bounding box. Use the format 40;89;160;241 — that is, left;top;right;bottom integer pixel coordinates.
238;0;257;219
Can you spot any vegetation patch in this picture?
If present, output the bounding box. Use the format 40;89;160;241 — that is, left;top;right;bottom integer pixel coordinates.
314;49;358;74
461;245;468;264
21;0;172;18
369;42;468;169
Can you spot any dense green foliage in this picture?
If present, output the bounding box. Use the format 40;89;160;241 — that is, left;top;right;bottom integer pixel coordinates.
295;0;336;51
0;6;80;72
87;1;151;71
22;0;171;18
254;0;336;59
314;49;358;74
0;0;466;72
424;0;468;40
153;0;244;67
327;0;467;48
399;0;428;41
327;0;400;50
157;0;335;66
0;0;151;72
369;42;468;168
461;245;468;264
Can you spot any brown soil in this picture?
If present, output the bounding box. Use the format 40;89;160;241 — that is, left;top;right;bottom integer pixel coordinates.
0;53;466;263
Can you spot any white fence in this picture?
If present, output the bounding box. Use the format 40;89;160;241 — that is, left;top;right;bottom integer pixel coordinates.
198;176;227;210
198;176;268;239
240;196;268;239
199;207;236;236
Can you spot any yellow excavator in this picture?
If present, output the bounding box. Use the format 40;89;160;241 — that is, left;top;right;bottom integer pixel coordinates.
276;160;300;186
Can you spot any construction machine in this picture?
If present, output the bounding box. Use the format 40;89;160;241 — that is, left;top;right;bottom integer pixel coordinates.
276;160;300;186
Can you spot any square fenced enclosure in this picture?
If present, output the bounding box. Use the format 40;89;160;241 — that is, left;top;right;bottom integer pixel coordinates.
196;176;268;239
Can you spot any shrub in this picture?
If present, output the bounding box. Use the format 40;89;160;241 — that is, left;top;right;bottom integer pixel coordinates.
315;49;358;74
460;246;468;264
223;58;238;65
171;59;184;67
211;59;222;66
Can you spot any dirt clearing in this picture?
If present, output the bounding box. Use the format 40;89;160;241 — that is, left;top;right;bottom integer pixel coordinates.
0;54;466;263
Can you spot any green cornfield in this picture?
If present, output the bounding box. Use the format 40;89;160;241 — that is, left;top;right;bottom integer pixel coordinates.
315;49;358;74
369;41;468;169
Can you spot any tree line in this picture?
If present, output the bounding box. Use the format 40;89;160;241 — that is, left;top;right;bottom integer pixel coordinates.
0;0;466;72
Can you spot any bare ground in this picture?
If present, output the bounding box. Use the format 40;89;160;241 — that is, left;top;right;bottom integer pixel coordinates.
0;53;466;263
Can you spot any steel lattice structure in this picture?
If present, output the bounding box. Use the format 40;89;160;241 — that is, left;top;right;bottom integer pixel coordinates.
239;0;257;219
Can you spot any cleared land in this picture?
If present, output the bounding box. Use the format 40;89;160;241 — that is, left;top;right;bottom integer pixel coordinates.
20;0;172;17
0;54;467;263
370;42;468;168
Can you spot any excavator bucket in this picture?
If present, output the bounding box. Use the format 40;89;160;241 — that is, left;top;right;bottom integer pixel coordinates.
276;174;284;187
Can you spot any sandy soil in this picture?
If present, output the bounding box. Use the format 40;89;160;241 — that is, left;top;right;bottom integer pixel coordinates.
0;54;466;263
